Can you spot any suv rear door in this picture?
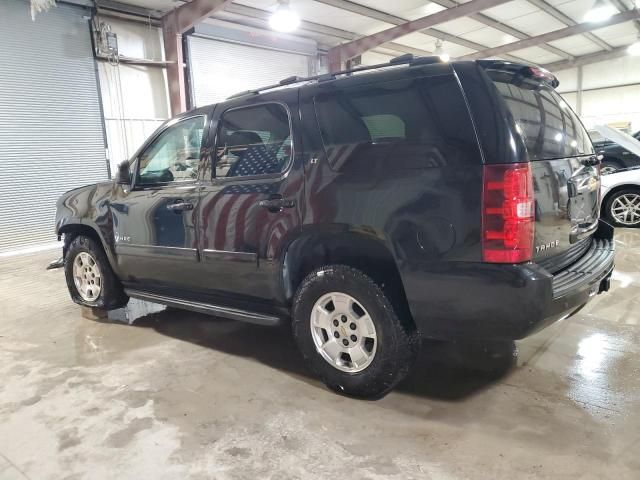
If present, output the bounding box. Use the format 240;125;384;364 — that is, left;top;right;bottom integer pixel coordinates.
481;67;599;270
195;91;304;308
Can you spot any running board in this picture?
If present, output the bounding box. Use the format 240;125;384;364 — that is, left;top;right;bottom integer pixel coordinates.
124;289;282;327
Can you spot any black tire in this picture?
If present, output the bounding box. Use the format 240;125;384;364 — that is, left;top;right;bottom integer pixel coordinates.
604;188;640;228
292;265;419;399
64;235;129;310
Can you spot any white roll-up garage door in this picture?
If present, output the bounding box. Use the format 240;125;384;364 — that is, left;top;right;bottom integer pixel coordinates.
188;36;313;107
0;0;108;253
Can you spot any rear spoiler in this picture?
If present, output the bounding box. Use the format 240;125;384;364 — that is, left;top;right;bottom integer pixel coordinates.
477;60;560;88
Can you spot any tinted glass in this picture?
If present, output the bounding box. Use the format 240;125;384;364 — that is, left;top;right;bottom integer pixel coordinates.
489;72;593;160
138;116;204;185
215;104;292;178
313;76;480;171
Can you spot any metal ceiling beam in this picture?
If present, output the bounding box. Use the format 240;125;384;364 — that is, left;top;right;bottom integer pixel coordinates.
327;0;513;71
93;0;164;19
609;0;640;33
312;0;527;63
164;0;233;35
543;45;632;71
163;0;232;115
460;10;640;60
222;3;433;57
526;0;613;50
430;0;574;60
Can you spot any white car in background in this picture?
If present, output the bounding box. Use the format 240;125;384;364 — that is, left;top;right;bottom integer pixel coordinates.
601;168;640;227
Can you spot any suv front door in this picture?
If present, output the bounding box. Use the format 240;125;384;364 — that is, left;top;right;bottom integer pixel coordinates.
111;113;210;293
196;94;304;310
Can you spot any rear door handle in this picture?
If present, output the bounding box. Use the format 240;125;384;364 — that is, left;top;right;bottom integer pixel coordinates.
258;196;295;212
166;201;194;212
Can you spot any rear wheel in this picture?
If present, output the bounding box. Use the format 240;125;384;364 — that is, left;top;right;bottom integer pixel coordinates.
604;189;640;228
292;265;418;398
64;235;128;310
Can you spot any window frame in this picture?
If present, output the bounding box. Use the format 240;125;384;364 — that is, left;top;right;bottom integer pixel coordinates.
211;101;295;184
132;114;207;190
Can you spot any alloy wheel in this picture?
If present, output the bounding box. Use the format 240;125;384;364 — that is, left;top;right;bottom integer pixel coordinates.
611;193;640;226
72;252;102;302
310;292;377;373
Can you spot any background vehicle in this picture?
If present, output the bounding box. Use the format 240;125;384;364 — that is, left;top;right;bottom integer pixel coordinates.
591;130;640;174
54;56;614;398
601;167;640;227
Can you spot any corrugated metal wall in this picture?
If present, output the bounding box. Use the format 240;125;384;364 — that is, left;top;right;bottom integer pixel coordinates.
0;0;108;253
187;36;312;106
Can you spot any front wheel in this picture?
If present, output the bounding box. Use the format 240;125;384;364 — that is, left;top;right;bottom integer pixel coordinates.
64;235;128;310
292;265;419;398
604;189;640;228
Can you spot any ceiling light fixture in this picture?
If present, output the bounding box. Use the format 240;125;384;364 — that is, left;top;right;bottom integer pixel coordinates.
628;35;640;56
583;0;617;23
269;0;300;33
434;39;450;62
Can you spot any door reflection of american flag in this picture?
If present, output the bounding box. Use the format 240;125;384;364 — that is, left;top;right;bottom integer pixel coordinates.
202;154;331;258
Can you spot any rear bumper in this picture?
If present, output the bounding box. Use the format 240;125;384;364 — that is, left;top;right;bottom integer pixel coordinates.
404;225;615;341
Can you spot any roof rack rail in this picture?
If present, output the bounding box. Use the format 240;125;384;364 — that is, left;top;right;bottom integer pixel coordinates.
226;54;448;100
279;75;304;85
389;53;415;64
227;89;258;99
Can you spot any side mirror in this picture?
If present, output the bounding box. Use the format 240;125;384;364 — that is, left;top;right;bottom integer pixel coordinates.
115;161;131;185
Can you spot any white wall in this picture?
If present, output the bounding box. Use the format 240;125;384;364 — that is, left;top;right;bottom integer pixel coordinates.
97;17;170;175
555;56;640;133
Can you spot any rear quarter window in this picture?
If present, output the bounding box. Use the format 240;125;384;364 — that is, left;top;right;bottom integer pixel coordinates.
313;75;481;171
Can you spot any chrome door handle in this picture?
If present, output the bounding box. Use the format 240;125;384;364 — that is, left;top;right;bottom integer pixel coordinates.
258;197;295;212
166;202;194;212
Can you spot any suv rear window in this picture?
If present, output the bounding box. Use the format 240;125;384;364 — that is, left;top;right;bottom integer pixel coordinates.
489;72;593;161
313;76;480;170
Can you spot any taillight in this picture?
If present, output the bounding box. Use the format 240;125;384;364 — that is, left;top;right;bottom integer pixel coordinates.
482;163;534;263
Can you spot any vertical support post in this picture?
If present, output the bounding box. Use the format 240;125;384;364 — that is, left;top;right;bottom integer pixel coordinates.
328;48;343;74
160;1;232;115
162;15;187;116
576;65;583;117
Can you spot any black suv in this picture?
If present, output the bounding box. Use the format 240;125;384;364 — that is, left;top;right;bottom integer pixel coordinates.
55;57;615;398
592;130;640;174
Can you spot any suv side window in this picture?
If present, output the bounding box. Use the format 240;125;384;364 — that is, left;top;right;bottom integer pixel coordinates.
313;76;480;171
138;116;205;185
215;103;292;179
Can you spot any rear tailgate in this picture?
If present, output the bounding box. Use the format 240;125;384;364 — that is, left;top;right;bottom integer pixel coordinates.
487;69;599;272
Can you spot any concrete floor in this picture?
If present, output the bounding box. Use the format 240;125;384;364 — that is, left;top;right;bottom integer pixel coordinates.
1;232;639;480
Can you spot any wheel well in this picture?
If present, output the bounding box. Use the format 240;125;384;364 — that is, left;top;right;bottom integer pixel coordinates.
58;224;103;258
601;184;640;214
284;233;412;323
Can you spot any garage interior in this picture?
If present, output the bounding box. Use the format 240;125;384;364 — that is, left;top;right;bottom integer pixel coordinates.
1;0;639;478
